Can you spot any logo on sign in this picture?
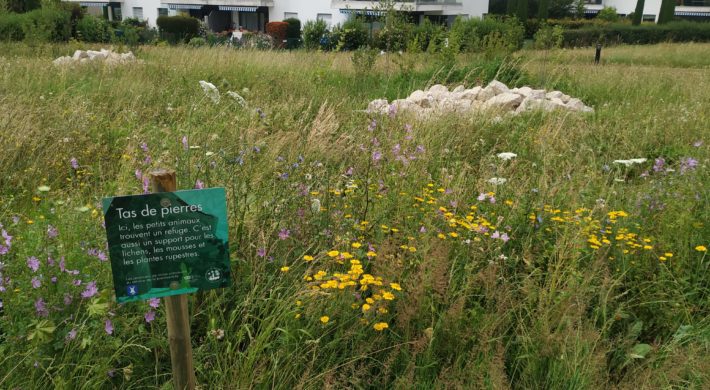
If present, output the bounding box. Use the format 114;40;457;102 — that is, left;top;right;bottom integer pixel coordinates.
206;268;222;282
127;284;139;296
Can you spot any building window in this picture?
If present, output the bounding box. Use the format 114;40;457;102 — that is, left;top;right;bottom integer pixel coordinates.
133;7;143;20
158;8;168;17
284;12;298;19
317;13;332;28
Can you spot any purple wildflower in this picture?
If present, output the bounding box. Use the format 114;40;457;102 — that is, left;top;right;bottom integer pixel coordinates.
372;151;382;162
66;328;77;341
35;298;48;317
653;158;665;172
140;142;149;153
491;231;501;239
142;177;149;194
31;277;41;289
181;136;188;150
104;319;113;335
195;180;204;189
81;281;98;299
27;256;40;272
388;103;397;118
278;229;290;240
135;169;142;181
368;119;377;131
344;167;354;176
144;310;156;323
70;157;79;169
257;247;266;257
148;298;160;308
680;157;698;174
47;225;58;239
64;293;73;306
500;233;510;242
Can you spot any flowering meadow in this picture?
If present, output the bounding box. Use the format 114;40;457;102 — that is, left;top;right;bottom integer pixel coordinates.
0;42;708;388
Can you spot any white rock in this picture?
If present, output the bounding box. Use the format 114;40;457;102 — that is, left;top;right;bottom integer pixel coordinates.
516;86;533;97
367;99;390;114
529;89;546;100
460;87;481;101
546;91;564;100
486;80;510;95
482;92;523;111
72;50;87;60
428;84;448;94
476;86;497;102
560;94;571;103
566;98;586;111
452;85;465;93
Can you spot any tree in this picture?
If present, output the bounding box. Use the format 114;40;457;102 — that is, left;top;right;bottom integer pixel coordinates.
7;0;41;12
507;0;518;16
632;0;645;25
657;0;675;24
538;0;550;20
516;0;529;21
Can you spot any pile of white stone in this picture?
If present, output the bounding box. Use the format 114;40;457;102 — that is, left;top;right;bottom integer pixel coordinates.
367;80;594;117
52;49;138;66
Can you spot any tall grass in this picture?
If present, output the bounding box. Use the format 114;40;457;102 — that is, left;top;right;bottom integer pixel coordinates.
0;42;708;388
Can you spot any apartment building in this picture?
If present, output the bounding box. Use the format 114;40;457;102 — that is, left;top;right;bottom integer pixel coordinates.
584;0;710;22
72;0;491;31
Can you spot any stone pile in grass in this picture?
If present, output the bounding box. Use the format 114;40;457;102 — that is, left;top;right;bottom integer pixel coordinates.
368;80;594;117
52;49;139;66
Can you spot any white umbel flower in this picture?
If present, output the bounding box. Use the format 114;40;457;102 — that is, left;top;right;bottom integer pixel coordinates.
496;152;517;160
487;177;507;185
613;158;647;167
199;80;220;104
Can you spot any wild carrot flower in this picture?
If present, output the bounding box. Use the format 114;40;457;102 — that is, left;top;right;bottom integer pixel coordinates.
496;152;517;160
199;80;220;104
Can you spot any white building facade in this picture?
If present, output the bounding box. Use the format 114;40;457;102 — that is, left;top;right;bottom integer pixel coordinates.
584;0;710;22
70;0;492;30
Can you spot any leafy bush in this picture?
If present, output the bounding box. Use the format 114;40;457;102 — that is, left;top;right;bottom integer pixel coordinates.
156;15;199;43
239;31;274;50
22;7;71;42
266;21;288;48
562;21;710;47
351;46;378;75
336;18;368;51
453;16;525;54
76;15;112;43
408;19;446;52
534;23;564;49
597;7;620;23
302;19;327;50
0;12;25;41
188;36;206;47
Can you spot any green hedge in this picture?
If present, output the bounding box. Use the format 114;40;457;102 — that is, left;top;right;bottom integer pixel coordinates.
563;21;710;47
0;7;71;42
76;15;112;43
156;15;200;43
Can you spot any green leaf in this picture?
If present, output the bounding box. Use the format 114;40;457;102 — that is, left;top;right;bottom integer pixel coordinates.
628;343;652;359
87;297;109;317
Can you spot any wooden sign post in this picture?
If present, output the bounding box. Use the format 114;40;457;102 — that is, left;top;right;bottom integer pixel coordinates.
102;168;231;390
149;169;196;390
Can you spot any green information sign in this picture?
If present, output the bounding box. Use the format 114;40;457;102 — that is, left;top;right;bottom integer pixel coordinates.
102;188;230;303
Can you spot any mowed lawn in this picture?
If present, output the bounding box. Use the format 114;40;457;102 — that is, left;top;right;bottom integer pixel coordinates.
0;42;708;388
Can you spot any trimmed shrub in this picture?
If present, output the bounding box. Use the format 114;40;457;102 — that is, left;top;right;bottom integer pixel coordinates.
303;19;327;50
76;14;112;43
266;21;288;48
562;21;710;47
156;15;199;43
283;17;301;48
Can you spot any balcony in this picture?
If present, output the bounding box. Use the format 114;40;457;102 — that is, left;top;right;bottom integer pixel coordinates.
332;0;463;13
162;0;274;6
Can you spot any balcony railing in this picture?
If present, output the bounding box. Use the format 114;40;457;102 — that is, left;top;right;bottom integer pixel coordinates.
677;0;710;6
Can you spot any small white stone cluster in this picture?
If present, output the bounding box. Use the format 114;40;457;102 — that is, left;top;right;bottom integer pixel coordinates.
53;49;138;66
368;80;594;117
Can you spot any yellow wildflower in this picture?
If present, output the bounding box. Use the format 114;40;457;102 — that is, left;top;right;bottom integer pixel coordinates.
695;245;707;252
320;316;329;324
280;266;290;273
303;255;314;262
389;283;402;291
373;322;389;331
327;250;340;257
351;242;362;249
